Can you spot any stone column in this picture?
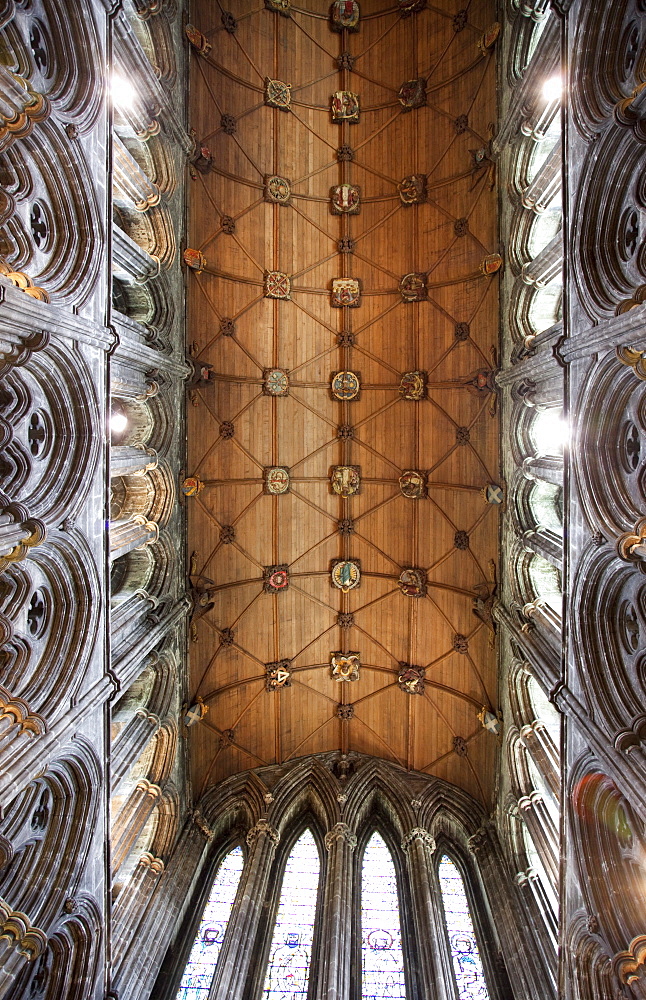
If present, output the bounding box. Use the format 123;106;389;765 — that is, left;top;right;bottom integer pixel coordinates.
401;827;453;1000
314;823;357;1000
111;778;162;873
468;825;557;1000
208;819;280;1000
112;853;165;976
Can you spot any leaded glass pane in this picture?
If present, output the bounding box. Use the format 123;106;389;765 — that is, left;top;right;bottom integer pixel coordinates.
438;854;490;1000
361;831;406;1000
262;828;320;1000
176;845;244;1000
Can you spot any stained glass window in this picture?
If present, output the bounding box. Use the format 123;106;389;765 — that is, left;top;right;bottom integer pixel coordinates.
176;845;244;1000
438;854;490;1000
361;831;406;1000
262;828;320;1000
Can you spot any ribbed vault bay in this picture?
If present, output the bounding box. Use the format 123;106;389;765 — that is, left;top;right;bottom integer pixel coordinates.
186;0;499;804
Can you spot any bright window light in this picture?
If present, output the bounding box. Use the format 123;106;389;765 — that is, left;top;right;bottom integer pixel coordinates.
532;408;567;455
110;412;128;434
111;74;136;110
542;76;562;102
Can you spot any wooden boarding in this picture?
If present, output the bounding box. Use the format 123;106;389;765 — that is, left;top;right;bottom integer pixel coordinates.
187;0;499;806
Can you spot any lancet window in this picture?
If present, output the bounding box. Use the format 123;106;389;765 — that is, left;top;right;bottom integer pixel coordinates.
261;828;320;1000
360;831;406;1000
437;854;491;1000
176;845;244;1000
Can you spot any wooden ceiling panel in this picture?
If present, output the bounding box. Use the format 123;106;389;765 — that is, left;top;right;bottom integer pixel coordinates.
187;0;500;805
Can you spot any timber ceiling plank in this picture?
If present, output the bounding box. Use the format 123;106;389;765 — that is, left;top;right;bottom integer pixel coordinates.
188;0;499;804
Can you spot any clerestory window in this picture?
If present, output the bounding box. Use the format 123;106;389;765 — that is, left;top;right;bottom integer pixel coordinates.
438;854;491;1000
176;845;244;1000
261;828;320;1000
173;827;501;1000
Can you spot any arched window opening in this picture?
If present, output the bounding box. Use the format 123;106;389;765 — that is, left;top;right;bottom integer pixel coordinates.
176;845;244;1000
522;826;558;914
527;675;560;747
530;407;566;457
262;828;320;1000
361;831;406;1000
528;553;562;614
438;854;490;1000
529;480;563;535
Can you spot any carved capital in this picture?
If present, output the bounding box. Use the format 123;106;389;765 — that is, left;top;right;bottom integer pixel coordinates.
467;826;490;854
0;896;47;960
614;934;646;986
324;822;357;852
192;809;214;841
401;827;436;853
246;818;280;847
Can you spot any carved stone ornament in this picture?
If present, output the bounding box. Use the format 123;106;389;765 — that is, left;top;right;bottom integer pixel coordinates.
220;627;235;646
453;8;467;31
454;530;469;550
337;423;354;439
331;278;361;307
452;633;468;654
331;184;361;215
480;253;503;275
221;114;236;134
400;272;427;301
185;24;211;55
337;611;354;627
398;663;425;695
400;370;427;399
338;237;356;253
264;175;291;204
454;217;469;237
331;370;361;400
331;91;360;123
220;421;235;439
184;697;208;727
478;706;501;735
331;465;361;496
337;143;354;161
454;113;468;134
456;425;470;444
264;564;290;592
263;368;290;396
324;822;358;851
455;321;470;341
337;703;354;719
465;368;496;396
398;0;426;11
482;482;505;505
221;215;236;235
453;735;468;756
265;0;291;14
331;559;361;592
221;10;237;33
398;79;426;110
183;248;206;272
265;78;292;110
331;651;360;682
264;270;291;299
264;466;291;495
399;469;427;499
398;174;427;205
617;344;646;382
219;729;235;748
182;476;204;497
331;0;360;31
246;818;280;845
220;317;236;337
401;827;436;852
220;525;235;544
398;568;427;597
478;21;500;54
265;659;292;691
338;51;355;71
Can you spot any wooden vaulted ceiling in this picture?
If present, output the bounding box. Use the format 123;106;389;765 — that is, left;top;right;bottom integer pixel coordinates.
186;0;499;806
